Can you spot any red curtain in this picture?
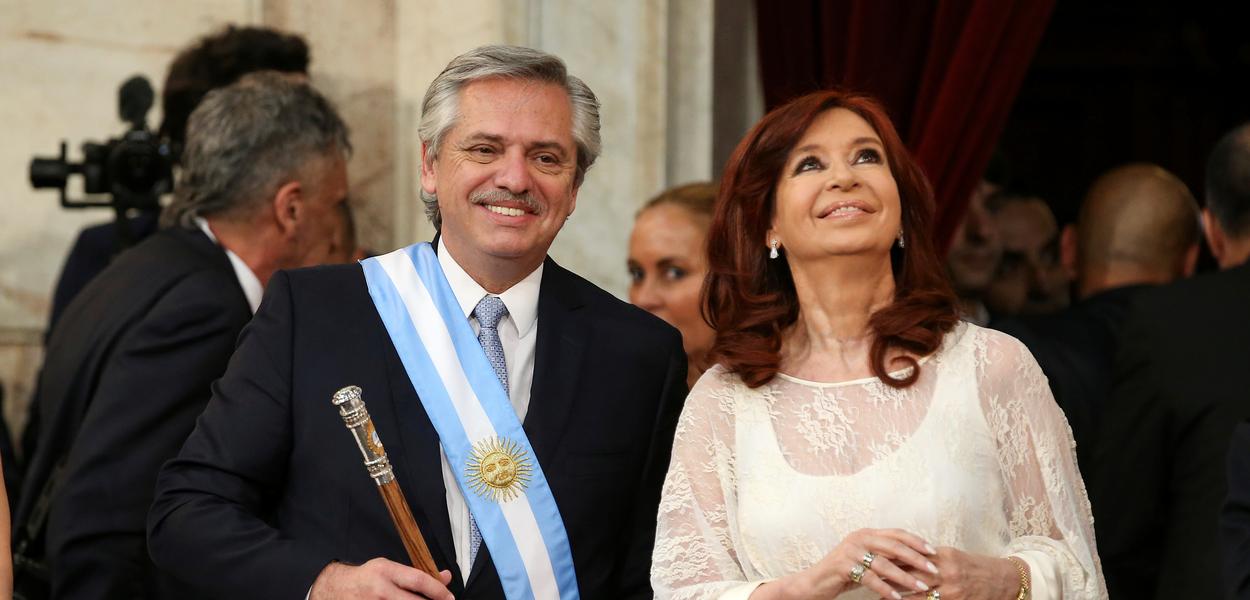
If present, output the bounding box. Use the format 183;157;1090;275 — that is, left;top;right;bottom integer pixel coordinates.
755;0;1054;252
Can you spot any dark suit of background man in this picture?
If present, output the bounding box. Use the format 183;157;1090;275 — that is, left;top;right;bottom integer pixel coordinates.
994;163;1200;472
1090;124;1250;599
147;45;687;599
1223;421;1250;600
14;72;353;599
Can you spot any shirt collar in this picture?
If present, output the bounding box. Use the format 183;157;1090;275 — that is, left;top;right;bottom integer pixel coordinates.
437;238;542;337
195;217;264;314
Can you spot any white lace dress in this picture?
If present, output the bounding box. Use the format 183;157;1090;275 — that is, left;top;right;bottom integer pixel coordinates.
651;323;1106;599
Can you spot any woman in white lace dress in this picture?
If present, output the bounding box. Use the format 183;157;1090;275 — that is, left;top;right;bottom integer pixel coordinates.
651;90;1106;600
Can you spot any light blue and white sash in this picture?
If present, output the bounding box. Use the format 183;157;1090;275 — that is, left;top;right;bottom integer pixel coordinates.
361;243;579;600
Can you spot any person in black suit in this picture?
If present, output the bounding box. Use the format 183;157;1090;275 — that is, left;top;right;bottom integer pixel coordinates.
147;45;687;599
45;25;310;334
13;73;353;599
1090;125;1250;599
1223;421;1250;600
993;163;1200;470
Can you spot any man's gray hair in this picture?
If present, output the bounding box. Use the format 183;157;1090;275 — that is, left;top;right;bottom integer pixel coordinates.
161;71;351;229
418;45;601;229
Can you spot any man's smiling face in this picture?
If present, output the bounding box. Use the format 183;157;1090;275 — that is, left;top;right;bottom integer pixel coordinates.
421;77;579;270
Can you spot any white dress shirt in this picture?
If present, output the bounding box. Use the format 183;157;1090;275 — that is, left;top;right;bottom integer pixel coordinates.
436;238;543;579
194;217;263;314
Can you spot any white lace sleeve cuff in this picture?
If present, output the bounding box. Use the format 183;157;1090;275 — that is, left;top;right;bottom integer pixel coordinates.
716;580;773;600
1012;551;1059;600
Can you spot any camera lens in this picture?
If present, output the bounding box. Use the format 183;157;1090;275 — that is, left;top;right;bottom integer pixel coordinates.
30;157;69;189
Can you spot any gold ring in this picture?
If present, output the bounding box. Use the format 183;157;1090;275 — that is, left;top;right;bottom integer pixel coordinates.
849;562;866;583
861;551;876;569
926;591;941;600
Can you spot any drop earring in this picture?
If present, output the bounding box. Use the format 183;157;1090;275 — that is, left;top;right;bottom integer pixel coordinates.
896;229;905;249
769;240;780;259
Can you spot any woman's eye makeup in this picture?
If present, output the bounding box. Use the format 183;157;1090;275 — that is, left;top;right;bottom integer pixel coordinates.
627;265;644;283
853;148;883;164
794;156;823;174
663;266;687;280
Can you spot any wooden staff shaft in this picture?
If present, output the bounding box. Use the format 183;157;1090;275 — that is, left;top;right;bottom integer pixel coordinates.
332;385;440;577
378;479;439;575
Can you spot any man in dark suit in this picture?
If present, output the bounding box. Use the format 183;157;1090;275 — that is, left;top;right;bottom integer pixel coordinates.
1222;421;1250;600
1090;125;1250;599
45;25;310;333
993;163;1199;470
14;73;352;599
147;45;687;599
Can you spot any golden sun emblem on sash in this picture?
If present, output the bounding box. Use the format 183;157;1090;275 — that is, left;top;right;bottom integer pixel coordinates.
465;437;533;502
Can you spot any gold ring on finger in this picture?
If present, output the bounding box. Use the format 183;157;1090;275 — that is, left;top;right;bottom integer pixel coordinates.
849;562;866;584
926;591;941;600
861;551;876;569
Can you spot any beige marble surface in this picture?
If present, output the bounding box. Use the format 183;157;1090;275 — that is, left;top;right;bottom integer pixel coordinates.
262;0;399;253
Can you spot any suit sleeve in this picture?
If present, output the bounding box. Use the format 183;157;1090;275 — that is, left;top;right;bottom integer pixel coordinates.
46;270;247;600
614;329;688;599
1088;306;1167;598
147;270;332;598
1093;304;1228;600
1223;423;1250;600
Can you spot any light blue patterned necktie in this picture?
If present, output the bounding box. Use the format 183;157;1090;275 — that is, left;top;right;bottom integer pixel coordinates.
468;295;509;565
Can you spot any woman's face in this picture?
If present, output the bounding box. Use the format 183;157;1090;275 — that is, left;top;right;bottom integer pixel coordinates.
628;203;716;366
769;108;902;262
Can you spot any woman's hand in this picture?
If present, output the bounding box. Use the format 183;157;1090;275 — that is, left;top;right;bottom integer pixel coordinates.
912;547;1023;600
755;528;939;600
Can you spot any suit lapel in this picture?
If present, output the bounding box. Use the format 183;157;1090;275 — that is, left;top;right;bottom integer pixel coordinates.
523;259;588;464
465;259;588;589
362;272;461;584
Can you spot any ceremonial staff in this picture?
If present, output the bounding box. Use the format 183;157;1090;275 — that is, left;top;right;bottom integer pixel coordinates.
332;385;439;576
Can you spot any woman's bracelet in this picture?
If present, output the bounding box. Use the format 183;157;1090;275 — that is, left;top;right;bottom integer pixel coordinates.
1006;556;1031;600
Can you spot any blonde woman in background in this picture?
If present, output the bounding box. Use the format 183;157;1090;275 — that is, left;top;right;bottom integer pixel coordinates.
629;182;719;388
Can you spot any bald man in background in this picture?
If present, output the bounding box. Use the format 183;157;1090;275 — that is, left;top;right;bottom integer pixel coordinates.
993;163;1200;470
1092;125;1250;599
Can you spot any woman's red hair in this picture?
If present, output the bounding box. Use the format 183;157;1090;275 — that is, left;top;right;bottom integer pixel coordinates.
704;89;960;388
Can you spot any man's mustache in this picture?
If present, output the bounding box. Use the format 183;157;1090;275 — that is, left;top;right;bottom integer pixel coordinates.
470;189;543;215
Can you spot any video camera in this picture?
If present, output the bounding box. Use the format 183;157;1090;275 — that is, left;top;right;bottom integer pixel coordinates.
28;75;174;243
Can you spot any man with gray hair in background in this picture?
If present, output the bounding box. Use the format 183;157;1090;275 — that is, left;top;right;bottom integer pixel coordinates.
148;45;686;599
13;72;352;599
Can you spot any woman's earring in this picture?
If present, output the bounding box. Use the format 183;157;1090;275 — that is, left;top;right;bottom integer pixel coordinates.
769;240;780;259
896;229;905;249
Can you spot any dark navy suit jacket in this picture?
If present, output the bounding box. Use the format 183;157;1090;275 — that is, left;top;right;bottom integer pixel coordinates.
1090;261;1250;599
1223;421;1250;600
148;256;688;599
17;226;249;599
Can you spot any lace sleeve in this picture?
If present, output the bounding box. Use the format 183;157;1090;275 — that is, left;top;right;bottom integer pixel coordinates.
976;330;1108;599
652;366;762;600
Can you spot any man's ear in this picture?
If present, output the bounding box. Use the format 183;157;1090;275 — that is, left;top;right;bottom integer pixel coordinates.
1059;224;1078;279
272;180;304;236
567;181;580;218
420;142;438;196
1203;208;1227;265
1181;242;1200;278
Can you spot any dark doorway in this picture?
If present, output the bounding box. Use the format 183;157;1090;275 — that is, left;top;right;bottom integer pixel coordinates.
996;3;1250;226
